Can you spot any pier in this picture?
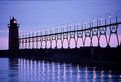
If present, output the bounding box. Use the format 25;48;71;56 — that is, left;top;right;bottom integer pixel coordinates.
0;12;121;69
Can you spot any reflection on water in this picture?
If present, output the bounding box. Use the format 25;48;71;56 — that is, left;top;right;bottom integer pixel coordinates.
0;58;121;82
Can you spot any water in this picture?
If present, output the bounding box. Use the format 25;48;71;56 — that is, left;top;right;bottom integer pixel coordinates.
0;58;121;82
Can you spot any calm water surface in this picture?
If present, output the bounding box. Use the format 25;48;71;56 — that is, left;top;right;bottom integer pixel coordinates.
0;58;121;82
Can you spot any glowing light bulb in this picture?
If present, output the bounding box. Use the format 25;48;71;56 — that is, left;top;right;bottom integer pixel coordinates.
13;20;17;23
109;16;111;18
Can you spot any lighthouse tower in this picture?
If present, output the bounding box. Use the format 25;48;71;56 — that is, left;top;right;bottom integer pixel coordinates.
8;17;19;50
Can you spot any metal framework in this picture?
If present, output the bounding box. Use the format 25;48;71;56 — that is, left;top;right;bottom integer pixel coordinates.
19;13;121;49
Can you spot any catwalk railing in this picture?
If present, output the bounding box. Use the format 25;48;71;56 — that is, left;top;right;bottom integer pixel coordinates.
19;12;121;49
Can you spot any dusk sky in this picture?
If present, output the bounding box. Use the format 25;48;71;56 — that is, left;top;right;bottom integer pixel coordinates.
0;0;121;49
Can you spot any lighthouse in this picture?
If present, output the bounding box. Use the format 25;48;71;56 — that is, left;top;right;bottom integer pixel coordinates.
8;17;19;50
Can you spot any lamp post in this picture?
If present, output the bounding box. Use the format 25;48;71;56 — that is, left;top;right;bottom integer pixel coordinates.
42;29;45;35
69;25;71;32
105;13;111;25
85;22;87;29
93;20;96;27
109;16;111;24
81;20;87;30
76;23;79;31
57;27;60;33
63;25;66;32
90;18;95;27
97;16;103;26
97;16;102;26
116;10;121;23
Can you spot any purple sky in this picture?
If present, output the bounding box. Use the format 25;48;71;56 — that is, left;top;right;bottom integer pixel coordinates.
0;0;121;49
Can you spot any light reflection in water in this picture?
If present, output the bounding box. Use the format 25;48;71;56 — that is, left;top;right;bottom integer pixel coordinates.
70;63;72;81
63;62;66;80
30;60;32;80
16;59;121;82
109;70;112;82
93;67;96;82
57;62;60;80
85;66;88;82
77;64;80;82
101;69;104;82
47;61;50;79
42;60;45;80
52;62;55;80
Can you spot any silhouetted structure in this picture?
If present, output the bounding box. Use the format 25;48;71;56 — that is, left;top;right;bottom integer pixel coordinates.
8;17;19;50
19;14;121;49
0;12;121;69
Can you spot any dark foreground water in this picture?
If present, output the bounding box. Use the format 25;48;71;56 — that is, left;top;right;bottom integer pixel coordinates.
0;58;121;82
